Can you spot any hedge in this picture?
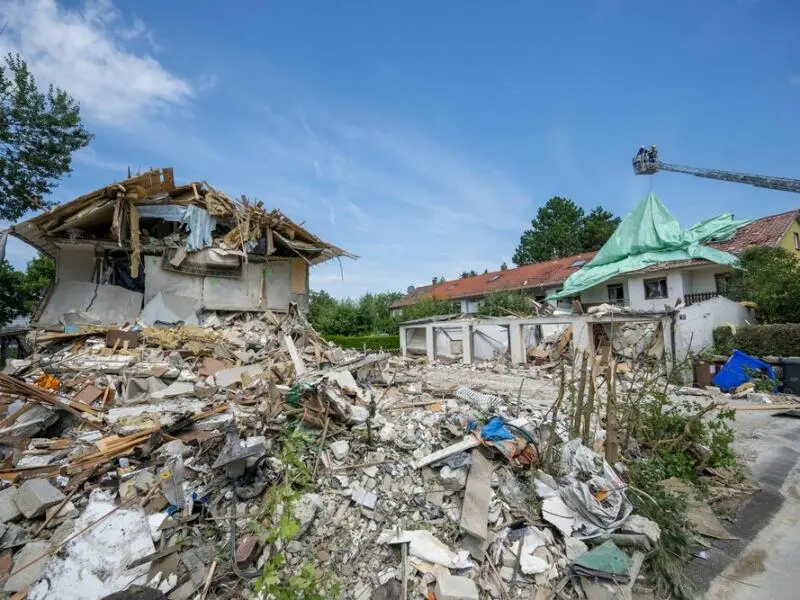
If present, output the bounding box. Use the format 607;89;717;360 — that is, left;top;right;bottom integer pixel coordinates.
713;324;800;357
324;334;400;351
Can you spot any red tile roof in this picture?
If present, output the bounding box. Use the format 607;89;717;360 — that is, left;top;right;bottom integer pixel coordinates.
390;252;596;308
391;209;799;309
634;209;799;273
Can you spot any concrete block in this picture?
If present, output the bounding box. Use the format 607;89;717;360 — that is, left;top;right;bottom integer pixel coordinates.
0;487;22;523
4;540;50;592
45;501;79;527
435;574;480;600
14;479;65;519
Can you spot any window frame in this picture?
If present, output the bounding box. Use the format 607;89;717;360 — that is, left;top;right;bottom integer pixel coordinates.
643;277;668;300
714;273;730;294
606;283;625;305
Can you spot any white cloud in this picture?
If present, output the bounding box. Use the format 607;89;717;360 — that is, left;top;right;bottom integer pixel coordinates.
0;0;192;124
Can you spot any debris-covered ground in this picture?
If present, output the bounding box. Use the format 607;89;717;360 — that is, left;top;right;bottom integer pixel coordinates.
0;309;797;600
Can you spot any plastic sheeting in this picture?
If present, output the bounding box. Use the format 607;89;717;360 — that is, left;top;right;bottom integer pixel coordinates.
558;440;632;538
712;349;777;392
136;204;217;251
549;193;751;300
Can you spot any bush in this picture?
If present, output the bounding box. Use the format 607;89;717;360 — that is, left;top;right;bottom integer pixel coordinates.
713;324;800;357
478;291;535;317
324;334;400;351
727;247;800;323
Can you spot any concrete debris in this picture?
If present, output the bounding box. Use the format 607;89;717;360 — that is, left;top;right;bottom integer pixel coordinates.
14;479;66;519
329;440;350;461
0;487;22;523
4;540;50;592
0;288;756;599
439;465;468;490
435;573;480;600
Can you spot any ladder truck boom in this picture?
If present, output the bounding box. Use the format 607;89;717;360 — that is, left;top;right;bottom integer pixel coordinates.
632;147;800;194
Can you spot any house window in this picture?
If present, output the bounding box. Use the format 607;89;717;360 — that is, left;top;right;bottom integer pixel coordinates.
794;232;800;251
643;277;668;300
714;273;730;294
607;284;625;305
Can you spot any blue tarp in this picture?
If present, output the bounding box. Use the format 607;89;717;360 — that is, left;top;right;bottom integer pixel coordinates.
712;349;777;392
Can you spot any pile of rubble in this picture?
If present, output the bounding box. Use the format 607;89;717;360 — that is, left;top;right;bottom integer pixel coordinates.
0;308;669;600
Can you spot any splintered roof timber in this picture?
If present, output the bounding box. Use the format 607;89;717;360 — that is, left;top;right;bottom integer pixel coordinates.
9;167;355;266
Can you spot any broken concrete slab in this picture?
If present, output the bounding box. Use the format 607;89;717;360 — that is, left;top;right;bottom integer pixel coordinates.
435;574;480;600
4;540;50;592
44;501;79;527
439;465;468;490
378;529;472;570
214;365;264;388
14;479;65;519
150;381;194;399
0;487;22;523
28;490;156;600
459;449;493;543
139;292;200;327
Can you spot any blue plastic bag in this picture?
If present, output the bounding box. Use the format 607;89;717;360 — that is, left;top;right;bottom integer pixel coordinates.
712;349;776;392
480;416;514;441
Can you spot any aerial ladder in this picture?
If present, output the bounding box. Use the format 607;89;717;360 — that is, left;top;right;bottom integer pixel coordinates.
632;146;800;194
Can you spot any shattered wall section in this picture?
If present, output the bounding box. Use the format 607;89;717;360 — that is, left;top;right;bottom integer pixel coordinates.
37;281;143;327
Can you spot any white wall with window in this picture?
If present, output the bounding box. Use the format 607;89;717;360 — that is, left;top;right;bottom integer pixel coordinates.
624;271;684;311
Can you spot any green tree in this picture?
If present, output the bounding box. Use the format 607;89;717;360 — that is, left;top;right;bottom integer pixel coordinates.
358;292;402;334
512;197;619;265
0;260;25;326
0;53;92;220
582;206;621;251
513;197;585;265
478;291;534;317
400;297;458;322
0;254;53;327
308;290;338;333
727;247;800;323
20;255;54;314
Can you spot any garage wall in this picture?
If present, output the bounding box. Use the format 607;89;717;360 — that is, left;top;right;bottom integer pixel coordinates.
675;296;752;360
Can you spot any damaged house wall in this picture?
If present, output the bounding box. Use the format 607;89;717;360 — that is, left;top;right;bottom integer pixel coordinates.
674;296;752;360
10;168;350;326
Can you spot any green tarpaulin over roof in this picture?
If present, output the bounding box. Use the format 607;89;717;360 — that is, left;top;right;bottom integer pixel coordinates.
548;193;752;300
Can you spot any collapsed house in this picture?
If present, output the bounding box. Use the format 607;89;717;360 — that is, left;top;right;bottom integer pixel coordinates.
3;168;353;328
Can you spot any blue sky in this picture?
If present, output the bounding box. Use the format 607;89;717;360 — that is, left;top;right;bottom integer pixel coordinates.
1;0;798;297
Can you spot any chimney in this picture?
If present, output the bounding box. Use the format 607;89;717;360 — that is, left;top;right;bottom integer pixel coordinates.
432;277;438;286
500;262;508;271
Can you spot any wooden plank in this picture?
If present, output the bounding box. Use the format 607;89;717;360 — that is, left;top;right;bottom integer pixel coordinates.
411;436;481;470
459;449;493;542
284;335;307;376
290;258;306;294
72;384;103;405
605;359;619;463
